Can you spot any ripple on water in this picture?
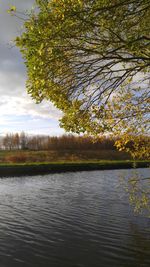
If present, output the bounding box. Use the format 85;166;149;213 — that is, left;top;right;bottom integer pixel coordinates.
0;169;149;267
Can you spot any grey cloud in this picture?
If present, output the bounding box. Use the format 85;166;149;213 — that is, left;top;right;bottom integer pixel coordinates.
0;45;25;72
0;0;34;85
0;0;63;126
0;0;35;43
0;0;34;72
0;69;26;96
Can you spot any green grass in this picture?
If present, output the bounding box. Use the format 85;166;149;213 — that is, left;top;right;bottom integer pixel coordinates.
0;159;149;166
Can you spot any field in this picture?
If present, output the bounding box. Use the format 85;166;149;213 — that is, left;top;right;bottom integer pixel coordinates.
0;149;131;164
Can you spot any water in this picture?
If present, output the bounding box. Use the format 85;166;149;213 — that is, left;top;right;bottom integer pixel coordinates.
0;168;149;267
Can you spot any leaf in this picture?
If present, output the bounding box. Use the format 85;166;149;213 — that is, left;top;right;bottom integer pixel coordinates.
7;5;16;13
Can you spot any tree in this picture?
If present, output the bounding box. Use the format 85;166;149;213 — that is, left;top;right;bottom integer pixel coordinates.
20;132;28;150
13;133;20;150
12;0;149;156
3;134;13;150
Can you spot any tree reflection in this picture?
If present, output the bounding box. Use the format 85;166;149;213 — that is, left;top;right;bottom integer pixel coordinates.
119;168;150;216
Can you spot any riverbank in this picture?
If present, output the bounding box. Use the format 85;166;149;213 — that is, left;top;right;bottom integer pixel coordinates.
0;160;149;177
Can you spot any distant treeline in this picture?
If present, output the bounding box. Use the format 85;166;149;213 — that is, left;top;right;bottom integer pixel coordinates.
0;132;149;153
0;132;118;151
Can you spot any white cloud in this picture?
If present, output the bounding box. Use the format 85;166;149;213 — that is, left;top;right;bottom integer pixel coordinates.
0;95;62;120
0;68;62;120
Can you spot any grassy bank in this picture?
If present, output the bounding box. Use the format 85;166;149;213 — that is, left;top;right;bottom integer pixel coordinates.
0;160;149;177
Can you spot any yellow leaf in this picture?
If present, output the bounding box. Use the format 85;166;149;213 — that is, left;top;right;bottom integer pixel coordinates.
7;5;16;13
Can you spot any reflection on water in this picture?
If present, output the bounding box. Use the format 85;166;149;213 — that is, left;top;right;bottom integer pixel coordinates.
0;168;149;267
119;168;150;215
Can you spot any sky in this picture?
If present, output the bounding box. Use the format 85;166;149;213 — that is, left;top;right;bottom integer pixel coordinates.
0;0;65;136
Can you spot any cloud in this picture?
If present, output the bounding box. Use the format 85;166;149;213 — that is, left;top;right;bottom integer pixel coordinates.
0;95;61;119
0;115;65;136
0;0;64;135
0;65;62;119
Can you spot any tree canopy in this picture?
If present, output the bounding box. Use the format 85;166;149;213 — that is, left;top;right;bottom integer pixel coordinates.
14;0;150;157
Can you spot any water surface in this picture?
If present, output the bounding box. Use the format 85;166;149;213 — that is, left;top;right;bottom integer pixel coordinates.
0;169;149;267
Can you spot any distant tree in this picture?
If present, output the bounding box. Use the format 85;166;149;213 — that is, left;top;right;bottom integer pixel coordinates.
13;133;20;150
20;132;28;150
3;134;13;150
